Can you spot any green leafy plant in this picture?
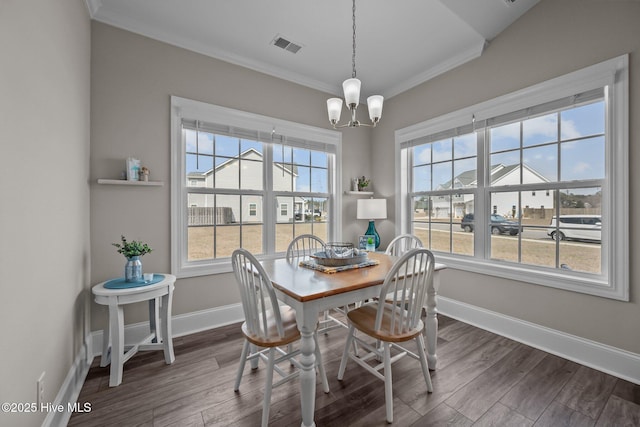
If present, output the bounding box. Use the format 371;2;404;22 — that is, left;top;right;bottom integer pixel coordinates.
357;176;370;190
112;235;153;258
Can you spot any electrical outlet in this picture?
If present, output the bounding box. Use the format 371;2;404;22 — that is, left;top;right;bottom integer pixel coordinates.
37;372;45;406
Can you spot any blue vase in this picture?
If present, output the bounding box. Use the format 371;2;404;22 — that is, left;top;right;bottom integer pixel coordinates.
125;256;143;282
365;220;380;250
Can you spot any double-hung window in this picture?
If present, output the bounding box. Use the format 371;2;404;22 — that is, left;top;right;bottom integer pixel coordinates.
396;55;629;300
171;97;341;277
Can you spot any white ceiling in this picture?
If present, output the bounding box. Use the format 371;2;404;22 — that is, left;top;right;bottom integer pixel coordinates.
87;0;539;100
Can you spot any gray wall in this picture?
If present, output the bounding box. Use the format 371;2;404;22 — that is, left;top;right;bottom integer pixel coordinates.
90;22;372;330
0;1;91;426
372;0;640;354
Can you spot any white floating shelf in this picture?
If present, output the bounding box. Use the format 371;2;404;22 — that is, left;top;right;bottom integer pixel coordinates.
97;179;164;187
344;191;373;196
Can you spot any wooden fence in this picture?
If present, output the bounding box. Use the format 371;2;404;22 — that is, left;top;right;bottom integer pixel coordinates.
188;207;235;226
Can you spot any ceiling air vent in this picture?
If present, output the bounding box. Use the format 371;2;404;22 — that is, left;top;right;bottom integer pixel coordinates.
271;35;302;54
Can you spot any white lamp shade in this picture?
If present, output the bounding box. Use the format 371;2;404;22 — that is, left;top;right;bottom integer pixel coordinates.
367;95;384;122
356;198;387;220
342;78;361;107
327;98;343;123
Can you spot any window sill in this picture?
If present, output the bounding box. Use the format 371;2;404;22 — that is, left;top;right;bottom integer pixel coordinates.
434;253;625;301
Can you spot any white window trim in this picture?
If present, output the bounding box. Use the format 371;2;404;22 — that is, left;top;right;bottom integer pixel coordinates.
171;96;342;278
395;55;629;300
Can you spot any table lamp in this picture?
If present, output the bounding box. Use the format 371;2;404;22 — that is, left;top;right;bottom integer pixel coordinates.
356;198;387;249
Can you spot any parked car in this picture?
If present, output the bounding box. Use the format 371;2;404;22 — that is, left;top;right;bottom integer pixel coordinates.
460;213;521;235
546;215;601;242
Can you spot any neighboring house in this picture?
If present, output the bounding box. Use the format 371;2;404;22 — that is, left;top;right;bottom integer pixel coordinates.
430;163;553;218
187;148;308;223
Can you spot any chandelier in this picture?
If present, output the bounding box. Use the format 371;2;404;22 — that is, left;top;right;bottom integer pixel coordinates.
327;0;383;128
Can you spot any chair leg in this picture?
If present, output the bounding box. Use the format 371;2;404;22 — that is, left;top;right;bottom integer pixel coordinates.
234;339;250;391
314;333;330;393
337;325;356;380
261;348;275;427
383;342;394;423
416;335;433;392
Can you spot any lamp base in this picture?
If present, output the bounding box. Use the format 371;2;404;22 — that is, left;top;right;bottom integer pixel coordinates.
364;220;380;249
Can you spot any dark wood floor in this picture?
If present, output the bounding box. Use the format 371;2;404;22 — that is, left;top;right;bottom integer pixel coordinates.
70;315;640;426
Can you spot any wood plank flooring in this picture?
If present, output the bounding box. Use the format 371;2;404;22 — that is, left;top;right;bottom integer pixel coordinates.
69;315;640;426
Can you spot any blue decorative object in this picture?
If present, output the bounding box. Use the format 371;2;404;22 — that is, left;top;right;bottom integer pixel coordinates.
104;274;165;289
364;220;380;249
125;256;143;282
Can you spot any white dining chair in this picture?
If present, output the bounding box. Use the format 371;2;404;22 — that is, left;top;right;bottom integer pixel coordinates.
385;234;423;256
286;234;349;334
337;248;435;423
231;248;329;427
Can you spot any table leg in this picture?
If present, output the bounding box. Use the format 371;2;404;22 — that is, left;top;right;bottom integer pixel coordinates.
425;273;439;369
149;297;158;343
297;307;318;427
161;289;175;364
108;303;125;387
100;321;111;367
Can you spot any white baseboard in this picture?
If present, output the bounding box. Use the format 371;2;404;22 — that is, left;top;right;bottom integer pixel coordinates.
42;341;92;427
438;297;640;385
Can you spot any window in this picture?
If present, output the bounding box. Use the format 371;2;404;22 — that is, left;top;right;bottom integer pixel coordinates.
396;55;628;300
171;97;341;277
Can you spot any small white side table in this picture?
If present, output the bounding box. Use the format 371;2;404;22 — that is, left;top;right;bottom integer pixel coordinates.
92;274;176;387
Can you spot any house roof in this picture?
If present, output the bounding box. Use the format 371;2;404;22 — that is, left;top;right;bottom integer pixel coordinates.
186;148;298;178
438;163;550;190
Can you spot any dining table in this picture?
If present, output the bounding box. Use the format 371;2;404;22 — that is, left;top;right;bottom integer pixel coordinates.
260;251;446;427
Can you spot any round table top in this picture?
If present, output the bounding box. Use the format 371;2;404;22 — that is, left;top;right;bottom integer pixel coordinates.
92;273;176;297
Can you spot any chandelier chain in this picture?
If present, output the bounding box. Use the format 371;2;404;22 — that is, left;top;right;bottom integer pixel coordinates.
352;0;356;78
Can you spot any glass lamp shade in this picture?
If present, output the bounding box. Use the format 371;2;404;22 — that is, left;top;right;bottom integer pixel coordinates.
367;95;384;122
342;78;361;108
356;198;387;220
327;98;343;123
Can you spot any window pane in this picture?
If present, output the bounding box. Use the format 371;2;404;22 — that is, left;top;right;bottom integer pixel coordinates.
432;139;452;162
453;194;474;256
293;148;310;165
523;113;558;147
453;158;476;189
490;122;520;152
520;191;555;268
215;134;239;157
186;153;212;187
432;162;452;190
273;144;293;163
296;166;311;192
275;223;293;253
240;159;263;190
561;101;605;140
311;167;328;193
242;225;263;254
523;144;557;182
489;191;520;262
273;162;293;191
560;136;605;181
187;193;214;261
215;224;240;258
454;133;476;159
412;196;430;248
242;196;262;223
413;165;431;192
490;152;520;186
413;145;431;166
215;156;239;189
311;151;327;167
241;139;262;154
431;195;451;253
